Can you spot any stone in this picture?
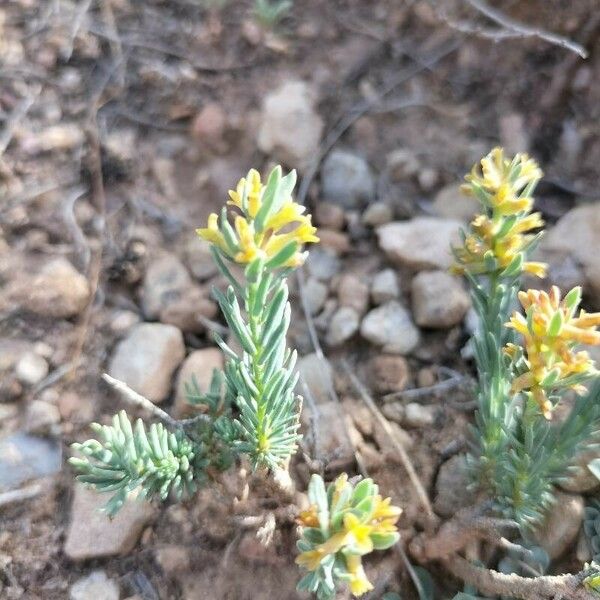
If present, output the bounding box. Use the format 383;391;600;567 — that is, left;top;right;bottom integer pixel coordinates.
403;403;436;427
0;433;62;491
309;401;355;470
317;229;351;255
184;237;219;281
302;277;328;316
559;448;600;494
237;533;282;566
371;269;399;305
362;202;393;227
108;323;185;404
159;286;218;334
20;258;90;319
326;307;360;347
24;123;85;154
386;148;420;181
70;570;119;600
25;400;60;434
306;248;341;281
532;491;584;559
360;301;420;355
341;398;374;437
411;270;470;328
337;274;369;316
499;112;529;156
174;348;224;417
64;484;156;560
434;454;471;517
297;353;334;405
109;310;140;335
15;352;48;385
418;167;438;192
372;421;413;464
191;102;227;150
155;545;190;573
377;217;462;271
257;80;323;169
314;202;345;231
141;253;192;319
321;149;375;209
368;354;409;394
431;183;477;222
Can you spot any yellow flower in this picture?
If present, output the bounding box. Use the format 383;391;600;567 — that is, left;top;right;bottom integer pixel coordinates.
297;504;319;528
506;286;600;418
198;166;319;267
369;496;402;534
341;513;374;554
295;548;326;571
345;554;374;596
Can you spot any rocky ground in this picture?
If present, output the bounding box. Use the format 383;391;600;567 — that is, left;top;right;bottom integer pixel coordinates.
1;0;600;598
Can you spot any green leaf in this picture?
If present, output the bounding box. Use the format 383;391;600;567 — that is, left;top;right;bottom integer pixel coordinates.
369;531;400;550
412;566;435;600
548;311;563;337
253;166;282;233
265;241;298;270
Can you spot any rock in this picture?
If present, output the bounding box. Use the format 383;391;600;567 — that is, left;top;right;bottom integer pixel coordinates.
372;421;413;464
257;80;323;169
70;570;119;600
174;348;224;417
314;202;346;231
108;323;185;404
109;310;141;336
362;202;393;227
308;401;355;470
434;454;471;517
540;205;600;303
499;113;529;156
559;448;600;494
64;484;156;560
403;403;436;428
321;149;375;209
24;400;60;434
159;286;218;334
326;307;359;347
360;301;420;355
371;269;399;305
185;237;219;281
297;353;334;405
341;398;374;437
532;492;584;559
20;258;90;318
418;167;438;192
386;148;420;181
0;433;62;491
337;274;369;316
302;277;328;316
24;123;84;154
15;352;48;385
431;184;477;222
377;217;462;271
381;403;405;423
191;102;227;150
411;270;470;328
155;545;190;573
141;253;192;319
238;532;283;566
306;248;341;281
317;229;351;255
368;355;409;394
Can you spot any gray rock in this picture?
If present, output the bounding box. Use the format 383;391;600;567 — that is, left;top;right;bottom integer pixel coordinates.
559;448;600;494
431;184;477;223
369;354;409;394
257;80;323;169
184;237;219;281
0;432;62;491
108;323;185;404
403;403;436;427
326;307;359;347
25;400;61;434
434;454;471;517
377;217;462;271
297;353;334;405
20;258;90;318
141;253;192;319
70;570;119;600
159;286;218;334
306;248;341;281
174;348;224;417
15;352;49;385
411;270;470;328
64;484;156;560
386;148;420;181
337;273;369;316
362;202;393;227
314;202;346;231
360;301;420;355
302;277;328;316
321;150;375;209
371;269;399;305
532;491;584;559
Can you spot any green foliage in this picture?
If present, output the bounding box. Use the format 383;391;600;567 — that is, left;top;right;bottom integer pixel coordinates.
253;0;293;28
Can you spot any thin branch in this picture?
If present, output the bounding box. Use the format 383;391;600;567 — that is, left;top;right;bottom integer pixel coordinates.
0;482;44;508
0;85;41;156
341;360;438;528
382;366;470;402
444;555;595;600
462;0;588;59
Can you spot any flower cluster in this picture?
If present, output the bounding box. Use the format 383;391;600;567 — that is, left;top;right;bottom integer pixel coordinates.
452;147;546;278
296;474;401;599
196;167;318;268
506;286;600;418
